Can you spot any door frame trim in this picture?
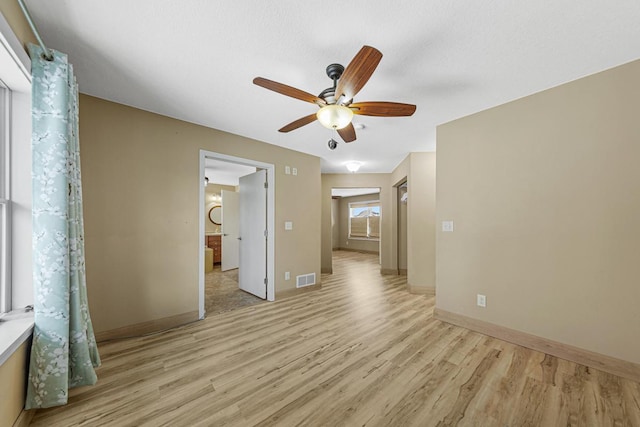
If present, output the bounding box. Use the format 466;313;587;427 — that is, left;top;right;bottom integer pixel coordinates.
198;150;276;319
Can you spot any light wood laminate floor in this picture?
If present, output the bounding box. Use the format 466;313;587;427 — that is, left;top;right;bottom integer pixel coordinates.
31;250;640;426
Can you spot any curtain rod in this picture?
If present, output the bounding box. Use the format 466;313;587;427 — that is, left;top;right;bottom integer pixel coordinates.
17;0;53;60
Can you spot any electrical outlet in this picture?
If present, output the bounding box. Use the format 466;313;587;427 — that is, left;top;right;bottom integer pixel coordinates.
442;221;454;232
285;271;290;280
292;167;298;176
477;294;486;308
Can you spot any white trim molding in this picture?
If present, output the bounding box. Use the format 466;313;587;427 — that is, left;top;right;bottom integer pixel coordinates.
0;11;31;91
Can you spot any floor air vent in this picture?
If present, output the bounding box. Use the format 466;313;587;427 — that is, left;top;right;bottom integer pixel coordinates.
296;273;316;288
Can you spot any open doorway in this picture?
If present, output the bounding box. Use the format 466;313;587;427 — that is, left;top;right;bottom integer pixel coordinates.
330;187;381;264
198;151;275;319
397;181;408;275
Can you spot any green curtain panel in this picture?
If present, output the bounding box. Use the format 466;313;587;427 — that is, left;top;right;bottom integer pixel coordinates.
26;44;100;409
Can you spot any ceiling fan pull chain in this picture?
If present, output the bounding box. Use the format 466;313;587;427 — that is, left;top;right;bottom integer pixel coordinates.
327;129;338;150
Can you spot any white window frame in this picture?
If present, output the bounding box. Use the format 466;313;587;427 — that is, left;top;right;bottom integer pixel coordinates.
0;84;11;314
0;10;31;315
0;9;34;365
348;200;381;241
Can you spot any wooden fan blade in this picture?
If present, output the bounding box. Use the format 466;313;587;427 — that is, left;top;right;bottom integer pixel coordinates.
350;101;416;117
337;122;356;143
278;113;318;133
335;46;383;103
254;77;326;105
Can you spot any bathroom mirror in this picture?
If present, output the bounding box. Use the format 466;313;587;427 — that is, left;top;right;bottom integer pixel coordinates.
208;205;221;225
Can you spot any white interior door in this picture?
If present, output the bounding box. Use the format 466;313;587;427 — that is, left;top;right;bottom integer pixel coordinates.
239;169;267;299
221;190;239;271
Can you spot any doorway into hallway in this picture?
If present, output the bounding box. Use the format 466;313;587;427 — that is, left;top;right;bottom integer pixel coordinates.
330;187;381;266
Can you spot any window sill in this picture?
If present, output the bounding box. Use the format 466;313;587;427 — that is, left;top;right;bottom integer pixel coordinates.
348;237;380;242
0;309;34;366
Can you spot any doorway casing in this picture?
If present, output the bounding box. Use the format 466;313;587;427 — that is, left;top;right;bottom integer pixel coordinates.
198;150;276;319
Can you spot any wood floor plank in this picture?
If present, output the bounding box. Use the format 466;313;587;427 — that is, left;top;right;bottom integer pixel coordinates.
622;380;640;427
247;314;435;425
475;343;532;425
591;369;634;426
436;348;502;426
374;329;482;426
29;250;640;426
287;321;456;426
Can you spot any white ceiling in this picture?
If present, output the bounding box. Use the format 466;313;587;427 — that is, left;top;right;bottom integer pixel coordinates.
25;1;640;173
205;158;255;187
332;188;380;198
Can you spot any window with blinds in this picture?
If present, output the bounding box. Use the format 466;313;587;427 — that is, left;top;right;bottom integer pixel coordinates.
348;200;380;240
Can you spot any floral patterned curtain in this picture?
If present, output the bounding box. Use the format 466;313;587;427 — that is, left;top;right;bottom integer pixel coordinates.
26;44;100;409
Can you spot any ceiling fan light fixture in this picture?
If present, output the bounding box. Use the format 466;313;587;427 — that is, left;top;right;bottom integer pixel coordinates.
345;161;362;173
316;104;353;130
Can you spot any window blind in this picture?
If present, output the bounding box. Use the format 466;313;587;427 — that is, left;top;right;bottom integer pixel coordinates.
368;216;380;238
350;217;368;237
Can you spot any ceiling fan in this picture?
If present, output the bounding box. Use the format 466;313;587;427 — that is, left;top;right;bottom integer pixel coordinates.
253;46;416;143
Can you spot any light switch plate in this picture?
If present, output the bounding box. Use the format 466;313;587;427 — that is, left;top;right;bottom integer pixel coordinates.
442;220;454;232
285;221;293;230
477;294;486;307
285;166;291;175
285;271;290;280
292;167;298;176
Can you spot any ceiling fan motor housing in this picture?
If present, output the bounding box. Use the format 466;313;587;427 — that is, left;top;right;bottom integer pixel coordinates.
326;63;344;81
319;63;345;104
319;87;336;104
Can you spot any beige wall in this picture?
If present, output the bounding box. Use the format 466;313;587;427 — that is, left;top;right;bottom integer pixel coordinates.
0;340;29;427
337;193;380;253
331;198;340;250
436;59;640;364
0;1;36;50
389;153;436;290
407;153;436;290
80;95;321;333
